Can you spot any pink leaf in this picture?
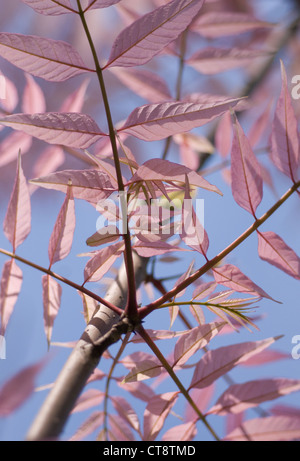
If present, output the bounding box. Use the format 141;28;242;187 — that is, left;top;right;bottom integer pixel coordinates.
162;421;197;441
188;47;270;75
0;132;32;169
173;322;224;367
189;336;281;390
109;414;135;441
0;359;46;416
3;153;31;251
224;416;300;441
82;0;122;11
72;389;104;413
83;241;124;283
77;291;98;324
22;74;46;114
117;380;156;403
209;378;300;416
0;76;18;113
191;12;273;38
21;0;76;15
231;114;263;215
271;61;299;182
69;411;103;441
48;185;76;267
0;113;106;149
241;348;290;367
120;98;241;141
86;226;120;248
258;231;300;280
215;112;232;158
133;240;184;257
59;79;90;113
213;264;274;301
0;33;94;81
111;396;140;432
143;392;178;441
42;274;62;346
105;0;205;69
123;359;163;383
128;158;222;195
0;260;23;335
30;168;115;205
30;146;65;194
108;67;172;103
185;386;215;422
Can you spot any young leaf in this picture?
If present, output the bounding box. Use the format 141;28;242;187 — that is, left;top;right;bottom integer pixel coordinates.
109;414;135;441
128;158;222;195
185;386;215;422
69;411;103;441
108;67;172;103
231;114;263;216
21;0;76;15
0;359;46;416
0;33;94;81
224;416;300;441
48;185;76;267
111;396;140;433
173;322;224;367
30;168;115;205
0;113;106;149
119;98;241;142
3;153;31;252
22;74;46;114
191;12;273;38
72;389;104;413
104;0;205;69
42;274;62;346
208;378;300;416
82;0;122;11
0;260;23;335
213;264;274;301
257;231;300;280
143;392;179;441
189;336;281;390
83;241;124;283
188;47;271;75
162;421;197;441
117;380;156;403
271;61;299;182
77;290;98;324
122;359;163;383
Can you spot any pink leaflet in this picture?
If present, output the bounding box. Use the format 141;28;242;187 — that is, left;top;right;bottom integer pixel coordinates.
30;146;65;194
118;380;156;403
108;67;172;103
271;61;299;182
48;186;76;267
123;360;163;383
59;79;90;113
224;416;300;442
86;226;120;248
208;378;300;416
3;154;31;252
128;158;222;195
72;389;104;413
213;264;274;301
22;74;46;114
0;131;32;169
231;114;263;216
42;274;62;346
0;260;23;336
0;76;18;113
191;11;273;39
185;386;215;422
162;421;197;441
174;133;214;170
69;411;103;441
104;0;205;69
120;98;241;142
134;240;185;257
189;336;280;390
215;111;232;158
0;33;94;81
187;47;271;75
109;414;135;441
258;231;300;280
82;0;122;11
111;396;140;433
21;0;75;15
0;359;46;416
31;169;115;205
83;241;125;283
0;112;106;149
143;392;179;441
173;322;224;367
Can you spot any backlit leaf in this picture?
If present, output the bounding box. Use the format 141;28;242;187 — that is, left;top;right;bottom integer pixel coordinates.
42;274;62;346
0;260;23;336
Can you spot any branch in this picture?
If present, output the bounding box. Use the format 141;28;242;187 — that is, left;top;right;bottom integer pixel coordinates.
26;252;148;441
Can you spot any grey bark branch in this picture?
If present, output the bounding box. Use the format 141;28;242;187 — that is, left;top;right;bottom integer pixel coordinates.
26;252;148;441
